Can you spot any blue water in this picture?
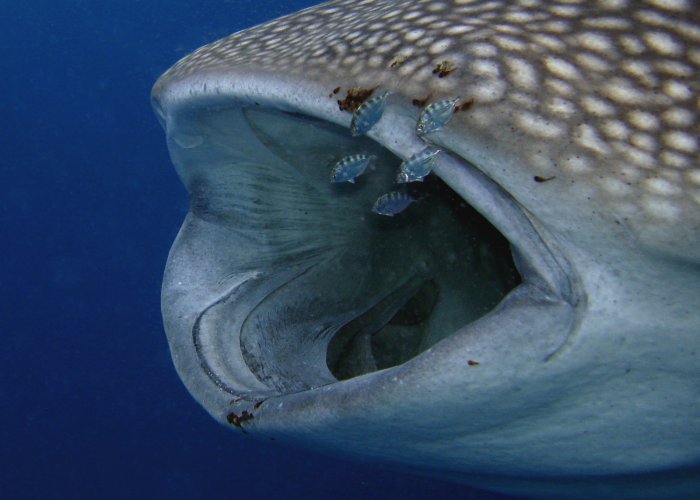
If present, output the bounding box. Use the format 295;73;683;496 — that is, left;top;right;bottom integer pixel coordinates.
1;2;511;498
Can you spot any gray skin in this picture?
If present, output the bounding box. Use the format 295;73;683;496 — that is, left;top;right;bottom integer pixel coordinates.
152;1;700;497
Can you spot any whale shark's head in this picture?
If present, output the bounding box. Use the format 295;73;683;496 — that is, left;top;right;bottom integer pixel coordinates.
152;1;700;496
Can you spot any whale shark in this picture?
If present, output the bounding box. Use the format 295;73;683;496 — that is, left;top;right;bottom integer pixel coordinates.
152;1;700;496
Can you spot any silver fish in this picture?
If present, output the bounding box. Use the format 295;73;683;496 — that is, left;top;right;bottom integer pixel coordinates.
396;147;441;183
416;98;459;135
371;191;416;216
330;154;372;183
350;91;389;136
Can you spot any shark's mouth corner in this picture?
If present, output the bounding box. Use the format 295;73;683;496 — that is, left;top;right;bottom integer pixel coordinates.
160;89;581;424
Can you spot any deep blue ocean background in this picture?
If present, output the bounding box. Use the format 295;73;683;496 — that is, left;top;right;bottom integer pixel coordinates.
1;2;512;498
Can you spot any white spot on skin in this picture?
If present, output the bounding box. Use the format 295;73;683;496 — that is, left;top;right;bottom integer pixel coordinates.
599;0;629;8
628;110;660;131
644;178;682;197
404;28;425;42
445;24;473;35
471;59;500;78
602;120;630;140
631;133;657;152
582;17;631;30
368;55;384;68
644;31;683;56
661;108;693;127
505;57;538;90
429;38;452;54
516;111;566;139
510;92;535;109
427;2;448;13
621;145;656;169
687;170;700;186
495;36;527;51
563;156;594;174
645;0;689;10
544;56;581;79
601;177;634;197
582;96;615;116
691;190;700;206
643;196;681;220
664;131;698;153
577;124;612;154
661;151;690;169
663;80;693;100
549;5;581;17
576;53;612;72
531;33;567;51
602;78;649;105
622;60;658;87
548;97;576;117
656;60;693;77
470;79;507;102
545;78;574;97
469;43;498;57
577;32;615;53
619;35;646;54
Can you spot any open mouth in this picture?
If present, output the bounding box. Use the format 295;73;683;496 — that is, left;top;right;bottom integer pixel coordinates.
157;82;579;421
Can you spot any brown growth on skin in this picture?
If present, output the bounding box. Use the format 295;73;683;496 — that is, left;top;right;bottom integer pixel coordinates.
412;94;432;107
390;57;406;68
432;60;456;78
227;410;254;428
338;87;375;112
455;97;475;113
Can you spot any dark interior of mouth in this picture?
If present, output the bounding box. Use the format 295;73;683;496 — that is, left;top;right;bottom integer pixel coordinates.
325;173;520;381
173;105;520;395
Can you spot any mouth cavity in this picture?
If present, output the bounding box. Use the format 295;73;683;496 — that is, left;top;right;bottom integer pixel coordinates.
164;97;574;402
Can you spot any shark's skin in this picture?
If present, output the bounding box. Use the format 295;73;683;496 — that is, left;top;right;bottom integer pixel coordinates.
152;1;700;497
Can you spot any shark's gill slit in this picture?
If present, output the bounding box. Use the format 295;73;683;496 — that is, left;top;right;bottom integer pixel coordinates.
180;105;519;396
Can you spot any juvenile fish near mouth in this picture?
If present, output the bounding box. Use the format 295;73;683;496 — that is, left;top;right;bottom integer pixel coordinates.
351;91;390;137
416;98;460;135
396;147;441;184
330;154;373;184
371;190;416;216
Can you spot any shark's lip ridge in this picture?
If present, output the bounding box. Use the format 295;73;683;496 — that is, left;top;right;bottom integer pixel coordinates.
156;71;582;464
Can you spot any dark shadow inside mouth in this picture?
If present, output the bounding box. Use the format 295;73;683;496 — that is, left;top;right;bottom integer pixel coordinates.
171;105;520;395
327;174;520;380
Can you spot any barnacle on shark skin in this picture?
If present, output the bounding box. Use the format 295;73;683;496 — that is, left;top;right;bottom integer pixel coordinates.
153;0;700;497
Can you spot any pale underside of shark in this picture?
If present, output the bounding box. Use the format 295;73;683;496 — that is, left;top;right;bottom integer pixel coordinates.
152;0;700;497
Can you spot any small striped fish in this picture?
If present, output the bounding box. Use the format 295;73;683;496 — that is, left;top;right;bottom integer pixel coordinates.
330;154;373;183
371;191;416;216
416;98;459;135
351;91;389;136
396;147;441;183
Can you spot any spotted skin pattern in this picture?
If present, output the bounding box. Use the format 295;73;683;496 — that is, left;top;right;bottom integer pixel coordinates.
153;0;699;256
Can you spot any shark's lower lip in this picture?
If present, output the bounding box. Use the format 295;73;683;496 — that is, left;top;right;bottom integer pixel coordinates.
159;81;579;434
